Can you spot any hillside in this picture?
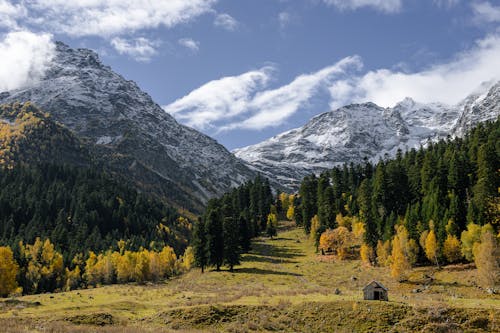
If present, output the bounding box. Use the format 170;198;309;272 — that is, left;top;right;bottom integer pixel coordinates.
0;42;256;213
0;224;498;332
0;103;91;168
0;104;191;286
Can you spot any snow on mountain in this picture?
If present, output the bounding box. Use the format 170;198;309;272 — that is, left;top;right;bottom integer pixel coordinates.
0;41;255;211
235;82;500;190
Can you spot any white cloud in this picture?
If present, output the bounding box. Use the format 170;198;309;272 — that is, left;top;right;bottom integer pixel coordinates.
110;37;158;62
0;0;26;29
178;38;200;52
328;33;500;108
322;0;403;13
164;56;362;131
214;13;238;31
472;1;500;24
23;0;217;37
165;67;274;129
225;56;361;131
0;31;55;92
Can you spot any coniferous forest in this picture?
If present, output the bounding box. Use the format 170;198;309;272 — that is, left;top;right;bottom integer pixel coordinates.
293;117;499;274
191;175;274;272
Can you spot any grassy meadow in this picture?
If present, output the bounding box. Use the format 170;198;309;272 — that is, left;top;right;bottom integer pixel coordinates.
1;221;499;332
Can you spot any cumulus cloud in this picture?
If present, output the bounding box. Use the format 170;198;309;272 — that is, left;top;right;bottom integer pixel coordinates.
0;0;216;61
0;0;26;29
22;0;217;37
472;1;500;24
328;33;500;108
0;31;55;92
214;13;239;31
322;0;403;13
110;37;158;62
164;56;362;131
178;38;200;52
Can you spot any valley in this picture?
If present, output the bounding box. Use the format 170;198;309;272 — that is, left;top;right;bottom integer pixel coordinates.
1;223;498;332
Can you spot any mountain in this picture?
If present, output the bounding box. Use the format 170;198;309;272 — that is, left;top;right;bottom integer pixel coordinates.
0;42;255;212
234;82;500;190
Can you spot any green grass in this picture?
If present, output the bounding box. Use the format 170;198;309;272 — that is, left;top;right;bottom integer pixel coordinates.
1;222;499;332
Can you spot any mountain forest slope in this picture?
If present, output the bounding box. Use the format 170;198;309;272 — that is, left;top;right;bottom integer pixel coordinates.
0;42;256;212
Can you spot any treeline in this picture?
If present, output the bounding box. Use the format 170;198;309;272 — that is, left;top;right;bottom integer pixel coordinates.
0;238;193;297
192;175;274;272
294;118;499;283
0;163;191;265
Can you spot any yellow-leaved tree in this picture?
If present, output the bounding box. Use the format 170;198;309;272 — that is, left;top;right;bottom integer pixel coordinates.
472;230;500;290
0;246;19;297
390;225;418;282
424;229;439;267
460;223;482;261
376;240;391;267
21;238;63;293
319;227;351;259
443;234;462;263
360;243;374;266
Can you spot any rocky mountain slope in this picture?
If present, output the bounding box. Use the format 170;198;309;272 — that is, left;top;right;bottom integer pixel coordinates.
0;42;255;212
235;81;500;190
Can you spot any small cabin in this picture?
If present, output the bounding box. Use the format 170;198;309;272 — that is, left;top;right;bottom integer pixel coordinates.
363;280;388;301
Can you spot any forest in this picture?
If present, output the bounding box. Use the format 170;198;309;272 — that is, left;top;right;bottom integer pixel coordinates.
0;163;193;296
191;175;274;272
289;117;499;284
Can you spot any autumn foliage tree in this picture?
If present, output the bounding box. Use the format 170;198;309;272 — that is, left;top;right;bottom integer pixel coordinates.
443;234;462;263
0;246;19;297
473;231;500;290
319;227;351;259
390;225;417;281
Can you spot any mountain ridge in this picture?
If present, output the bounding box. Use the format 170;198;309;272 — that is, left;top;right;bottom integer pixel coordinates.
0;41;256;212
234;81;500;190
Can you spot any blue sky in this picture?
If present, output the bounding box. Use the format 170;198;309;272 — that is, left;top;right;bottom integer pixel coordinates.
0;1;499;150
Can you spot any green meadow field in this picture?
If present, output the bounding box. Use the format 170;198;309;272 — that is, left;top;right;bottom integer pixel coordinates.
1;222;499;332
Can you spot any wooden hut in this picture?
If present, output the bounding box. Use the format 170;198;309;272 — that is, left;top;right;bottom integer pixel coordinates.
363;280;388;301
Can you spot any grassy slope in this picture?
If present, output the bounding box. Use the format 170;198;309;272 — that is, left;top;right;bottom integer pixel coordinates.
1;222;499;332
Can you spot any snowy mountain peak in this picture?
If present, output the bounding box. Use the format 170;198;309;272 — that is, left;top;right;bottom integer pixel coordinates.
235;82;500;190
0;42;255;211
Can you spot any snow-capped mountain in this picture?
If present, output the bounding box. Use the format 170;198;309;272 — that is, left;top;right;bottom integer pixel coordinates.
235;82;500;190
0;42;255;211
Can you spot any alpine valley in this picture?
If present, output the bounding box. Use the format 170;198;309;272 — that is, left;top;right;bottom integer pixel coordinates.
234;81;500;190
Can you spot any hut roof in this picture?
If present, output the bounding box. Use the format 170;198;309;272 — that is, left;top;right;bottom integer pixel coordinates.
363;280;388;291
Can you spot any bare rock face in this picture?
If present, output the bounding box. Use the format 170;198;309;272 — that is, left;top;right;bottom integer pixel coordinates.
0;42;255;212
235;82;499;190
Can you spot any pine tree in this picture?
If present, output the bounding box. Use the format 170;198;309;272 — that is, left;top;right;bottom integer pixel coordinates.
266;213;278;239
206;209;224;271
192;218;207;273
223;217;240;271
358;179;377;248
299;175;318;233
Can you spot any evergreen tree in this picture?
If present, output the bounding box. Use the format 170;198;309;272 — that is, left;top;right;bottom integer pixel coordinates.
223;217;240;271
206;209;224;271
192;218;207;273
